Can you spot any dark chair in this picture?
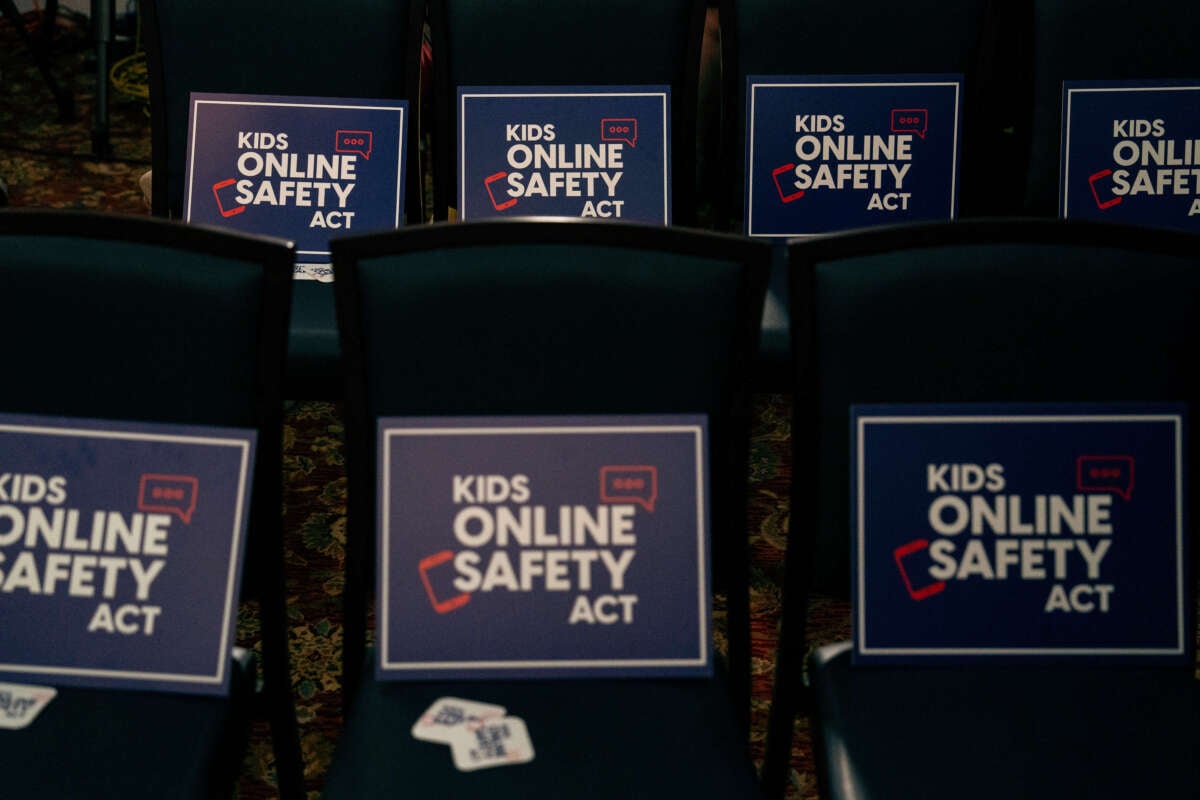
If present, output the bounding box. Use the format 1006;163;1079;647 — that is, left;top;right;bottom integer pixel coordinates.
763;218;1200;799
322;218;771;798
0;209;302;799
720;0;1025;225
428;0;708;226
717;0;1026;389
1021;0;1200;216
141;0;426;398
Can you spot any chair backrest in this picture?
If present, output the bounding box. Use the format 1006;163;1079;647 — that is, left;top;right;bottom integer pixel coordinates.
428;0;707;224
788;219;1200;599
721;0;1023;226
0;207;293;588
0;208;301;795
142;0;424;222
0;210;291;424
331;218;770;703
1022;0;1200;215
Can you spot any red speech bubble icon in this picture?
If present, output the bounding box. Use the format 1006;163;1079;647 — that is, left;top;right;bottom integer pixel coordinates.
893;539;946;601
1077;455;1134;501
599;465;658;512
137;474;199;524
890;108;928;139
335;129;373;160
600;117;638;148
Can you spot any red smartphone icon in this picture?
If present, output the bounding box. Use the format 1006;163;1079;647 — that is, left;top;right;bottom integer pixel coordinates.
893;539;946;601
771;164;804;203
484;171;518;211
1088;169;1123;210
211;178;245;218
418;550;471;614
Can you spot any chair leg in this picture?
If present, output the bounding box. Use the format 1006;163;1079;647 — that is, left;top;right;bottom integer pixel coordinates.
260;563;307;800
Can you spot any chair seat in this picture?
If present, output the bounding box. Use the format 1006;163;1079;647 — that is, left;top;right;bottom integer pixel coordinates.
756;245;791;390
1;651;255;800
808;641;1200;800
287;279;342;399
324;654;763;799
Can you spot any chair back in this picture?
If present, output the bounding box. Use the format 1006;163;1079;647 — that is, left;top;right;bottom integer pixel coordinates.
1022;0;1200;214
428;0;708;224
789;219;1200;598
722;0;1027;225
332;218;770;702
142;0;425;222
0;207;301;797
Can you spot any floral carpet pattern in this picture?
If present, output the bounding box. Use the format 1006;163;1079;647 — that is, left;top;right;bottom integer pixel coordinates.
0;11;149;212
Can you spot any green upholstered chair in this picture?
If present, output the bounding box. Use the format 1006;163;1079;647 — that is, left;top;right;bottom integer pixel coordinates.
717;0;1022;391
765;218;1200;799
322;218;770;798
141;0;425;398
1021;0;1200;216
0;209;301;799
427;0;708;226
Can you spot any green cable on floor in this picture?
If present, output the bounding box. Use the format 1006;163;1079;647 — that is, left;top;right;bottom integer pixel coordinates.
108;1;148;113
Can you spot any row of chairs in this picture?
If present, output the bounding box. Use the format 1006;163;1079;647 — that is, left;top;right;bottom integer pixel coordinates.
1;208;1196;799
141;0;1200;228
136;0;1200;404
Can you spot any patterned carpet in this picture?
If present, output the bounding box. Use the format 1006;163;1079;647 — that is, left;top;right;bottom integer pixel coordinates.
1;13;828;798
0;11;148;212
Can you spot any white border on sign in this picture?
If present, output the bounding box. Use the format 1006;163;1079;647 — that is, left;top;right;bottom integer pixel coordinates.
747;80;962;238
185;98;408;258
380;424;708;671
856;413;1186;656
0;423;253;686
458;91;671;223
1061;84;1200;218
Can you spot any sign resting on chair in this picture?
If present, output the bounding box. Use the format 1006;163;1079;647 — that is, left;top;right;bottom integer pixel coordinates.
457;86;670;223
1059;79;1200;232
183;92;408;281
745;75;962;237
376;415;711;679
0;413;256;695
851;404;1191;665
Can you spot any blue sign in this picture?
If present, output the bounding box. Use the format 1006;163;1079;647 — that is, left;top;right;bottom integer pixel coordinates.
852;404;1190;664
376;416;710;679
457;87;670;223
0;414;256;695
745;75;962;237
184;92;408;280
1060;80;1200;231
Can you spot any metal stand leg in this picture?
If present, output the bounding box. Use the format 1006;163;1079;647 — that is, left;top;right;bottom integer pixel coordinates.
90;0;112;159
